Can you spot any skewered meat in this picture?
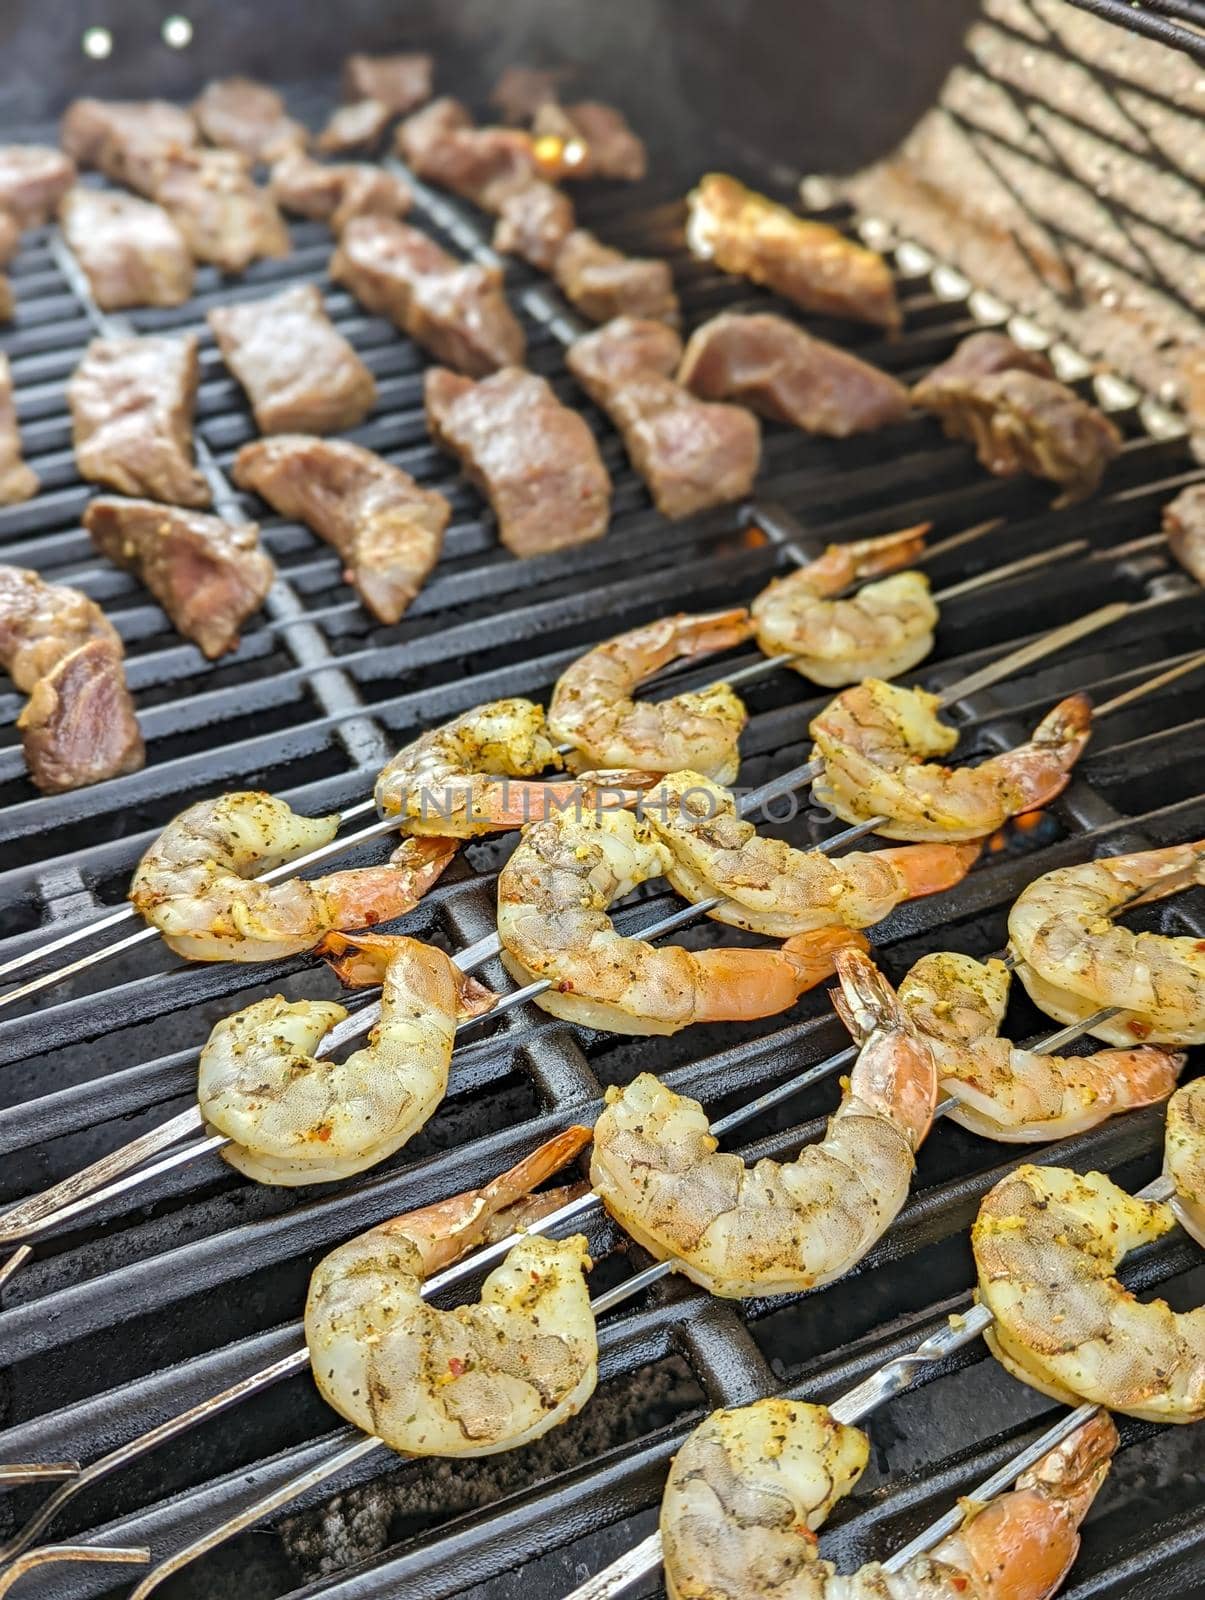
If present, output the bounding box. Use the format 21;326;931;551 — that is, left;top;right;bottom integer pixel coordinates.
913;330;1055;393
552;229;678;324
208;284;376;435
269;152;411;232
567;317;760;520
85;496;274;659
316;99;393;155
425;366;611;556
332;216;525;375
153;147;289;274
492;180;575;272
233;434;450;622
192;76;306;164
60;98;199;194
1164;483;1205;587
0;212;18;266
0;145;76;226
532;101;647;182
397;98;540;208
490;66;568;124
342;52;434;115
679;311;911;435
59;186;193;311
687;172;901;332
68;334;210;508
0;565;143;792
0;354;37;505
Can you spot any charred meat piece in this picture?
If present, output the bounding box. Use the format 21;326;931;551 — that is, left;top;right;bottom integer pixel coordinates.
913;331;1055;397
532;101;646;182
342;52;434;115
153;147;289;274
0;212;19;267
1163;483;1205;587
85;495;273;658
687;173;901;332
0;275;12;322
0;145;76;227
269;152;411;232
192;77;306;164
317;99;393;155
69;334;210;508
0;564;119;688
60;187;193;311
0;354;38;505
234;434;449;623
209;284;376;435
493;180;575;271
332;216;525;376
568;317;760;521
425;366;610;556
552;229;678;325
679;311;911;436
397;98;540;209
490;66;568;125
60;98;199;194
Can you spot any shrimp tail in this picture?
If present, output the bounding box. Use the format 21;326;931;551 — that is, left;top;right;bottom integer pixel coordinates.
832;944;905;1040
479;1179;593;1245
846;521;932;579
674;606;755;658
456;970;498;1018
879;837;983;897
780;926;869;990
1019;1411;1119;1505
387;832;460;890
317;929;410;984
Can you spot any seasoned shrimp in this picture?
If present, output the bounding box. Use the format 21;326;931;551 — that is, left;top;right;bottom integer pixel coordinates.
198;932;496;1185
374;697;646;837
547;610;754;783
751;525;939;686
305;1126;598;1456
130;792;457;961
661;1399;1116;1600
497;804;865;1036
893;950;1183;1141
643;770;981;937
589;946;936;1296
1009;843;1205;1046
973;1162;1205;1422
809;679;1093;842
1165;1077;1205;1249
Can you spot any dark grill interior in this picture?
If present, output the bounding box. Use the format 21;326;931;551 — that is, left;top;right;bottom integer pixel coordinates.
0;63;1202;1600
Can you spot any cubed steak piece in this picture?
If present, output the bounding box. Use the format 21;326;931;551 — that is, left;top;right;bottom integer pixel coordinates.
192;77;306;163
679;312;911;435
490;66;567;125
68;334;210;508
208;284;376;435
686;173;901;332
912;331;1055;399
60;98;199;194
269;152;411;232
60;187;193;311
153;147;289;273
552;229;679;325
0;213;19;266
233;435;450;623
532;101;646;181
332;216;525;375
397;98;540;208
492;180;575;272
0;145;76;226
85;496;274;658
425;366;611;556
568;317;760;521
317;99;393;155
1164;483;1205;587
0;354;38;505
342;52;434;115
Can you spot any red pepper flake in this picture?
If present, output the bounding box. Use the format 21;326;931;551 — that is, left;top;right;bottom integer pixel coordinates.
951;1577;969;1593
314;1124;333;1142
448;1357;465;1377
1126;1018;1153;1039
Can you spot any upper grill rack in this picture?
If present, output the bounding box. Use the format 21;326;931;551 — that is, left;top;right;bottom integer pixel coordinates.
0;80;1201;1600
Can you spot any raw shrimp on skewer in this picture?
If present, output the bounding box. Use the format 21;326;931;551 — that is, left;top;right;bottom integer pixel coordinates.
306;1125;598;1456
1008;842;1205;1046
1165;1077;1205;1248
497;803;866;1035
660;1400;1117;1600
198;932;495;1185
809;677;1093;842
750;524;939;686
588;945;936;1295
546;609;754;783
129;792;457;961
642;769;981;937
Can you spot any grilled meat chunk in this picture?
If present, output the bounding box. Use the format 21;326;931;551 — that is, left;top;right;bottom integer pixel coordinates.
317;99;393;155
493;180;575;271
269;152;411;231
0;565;142;792
0;212;18;267
568;317;760;520
687;173;901;332
234;435;449;623
342;52;434;115
192;76;307;164
59;187;193;311
332;216;525;375
679;311;911;436
490;66;568;125
209;284;376;436
397;98;540;209
913;331;1055;395
552;229;678;325
425;366;610;556
0;355;37;505
85;495;274;658
0;145;76;226
153;147;289;274
0;276;11;322
60;98;199;194
1164;483;1205;587
532;101;646;181
69;334;210;508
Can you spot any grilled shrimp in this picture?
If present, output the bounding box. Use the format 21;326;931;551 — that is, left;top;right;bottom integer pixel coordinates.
589;946;936;1296
643;770;981;937
751;525;939;686
809;679;1093;842
130;792;457;961
374;697;646;837
1009;843;1205;1046
973;1162;1205;1422
1165;1077;1205;1249
497;803;864;1036
893;950;1183;1141
546;610;754;783
661;1400;1116;1600
198;932;495;1185
305;1126;598;1456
